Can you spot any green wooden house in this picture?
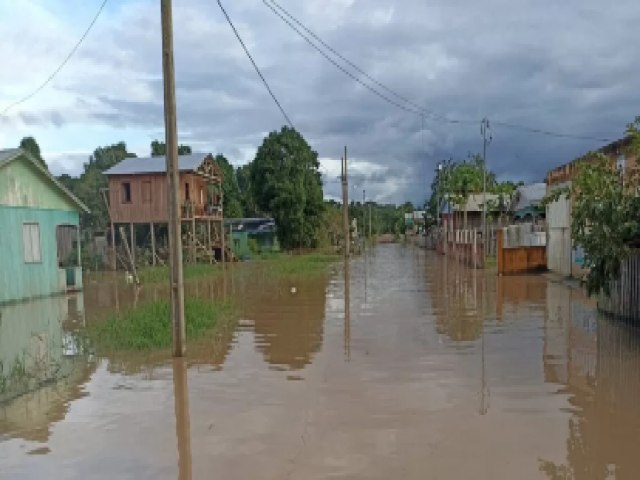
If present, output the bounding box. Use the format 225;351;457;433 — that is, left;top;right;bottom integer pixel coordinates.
0;148;89;304
226;218;279;259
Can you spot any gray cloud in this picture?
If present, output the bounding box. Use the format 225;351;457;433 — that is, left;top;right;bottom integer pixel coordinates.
5;0;639;204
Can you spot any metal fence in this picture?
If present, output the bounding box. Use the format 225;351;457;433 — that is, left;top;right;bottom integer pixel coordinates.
599;250;640;321
502;223;546;249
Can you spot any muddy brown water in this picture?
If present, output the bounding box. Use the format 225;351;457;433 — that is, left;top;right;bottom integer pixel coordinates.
2;244;640;479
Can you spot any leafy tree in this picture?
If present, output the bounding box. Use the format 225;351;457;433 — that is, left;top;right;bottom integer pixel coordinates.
75;142;137;229
250;126;324;249
236;163;259;217
546;153;639;295
214;154;243;218
19;136;47;169
150;140;192;156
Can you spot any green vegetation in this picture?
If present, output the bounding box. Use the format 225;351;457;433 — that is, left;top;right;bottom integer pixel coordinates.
254;253;339;277
19;136;47;169
150;140;192;156
543;117;640;295
250;126;325;250
87;298;235;351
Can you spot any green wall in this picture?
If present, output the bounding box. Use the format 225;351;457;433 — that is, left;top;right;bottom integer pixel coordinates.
0;206;80;303
0;155;77;211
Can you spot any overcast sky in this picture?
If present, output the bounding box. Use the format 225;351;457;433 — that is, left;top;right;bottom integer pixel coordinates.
1;0;638;204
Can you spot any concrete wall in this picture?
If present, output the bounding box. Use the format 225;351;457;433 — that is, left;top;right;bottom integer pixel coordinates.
0;206;80;303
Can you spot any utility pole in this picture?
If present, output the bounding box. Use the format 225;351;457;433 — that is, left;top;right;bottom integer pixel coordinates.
481;118;492;261
341;146;350;259
161;0;186;357
368;202;372;240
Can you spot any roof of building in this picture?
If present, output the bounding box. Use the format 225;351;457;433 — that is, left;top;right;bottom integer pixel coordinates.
0;148;89;213
511;182;546;212
104;153;209;175
225;217;276;233
442;193;500;213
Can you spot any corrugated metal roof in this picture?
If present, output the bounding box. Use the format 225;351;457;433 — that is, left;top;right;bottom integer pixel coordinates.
512;183;546;211
104;153;208;175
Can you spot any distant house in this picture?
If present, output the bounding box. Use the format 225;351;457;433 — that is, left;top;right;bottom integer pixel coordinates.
225;218;279;259
441;193;500;229
510;183;546;223
404;210;426;232
104;153;224;264
545;137;637;276
0;148;89;303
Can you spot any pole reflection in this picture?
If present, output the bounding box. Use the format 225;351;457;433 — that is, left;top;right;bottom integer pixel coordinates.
344;259;351;361
173;358;192;480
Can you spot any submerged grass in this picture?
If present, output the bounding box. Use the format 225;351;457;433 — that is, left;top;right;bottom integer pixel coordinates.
138;264;224;284
137;252;338;284
86;298;235;352
255;252;339;277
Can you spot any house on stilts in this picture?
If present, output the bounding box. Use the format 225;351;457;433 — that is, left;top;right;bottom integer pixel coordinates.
104;153;227;267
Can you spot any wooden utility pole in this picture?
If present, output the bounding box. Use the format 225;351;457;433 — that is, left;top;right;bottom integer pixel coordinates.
369;203;372;239
161;0;186;357
341;146;350;258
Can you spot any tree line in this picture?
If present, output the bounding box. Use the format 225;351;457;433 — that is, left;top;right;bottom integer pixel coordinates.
19;127;419;251
426;154;522;229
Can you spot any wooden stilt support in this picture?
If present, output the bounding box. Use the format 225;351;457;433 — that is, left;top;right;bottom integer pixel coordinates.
110;222;116;271
151;222;157;266
130;223;136;266
191;217;196;263
119;226;140;285
207;219;212;264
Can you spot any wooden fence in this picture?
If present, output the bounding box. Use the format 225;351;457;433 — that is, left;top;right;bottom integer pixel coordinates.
496;225;547;275
598;251;640;321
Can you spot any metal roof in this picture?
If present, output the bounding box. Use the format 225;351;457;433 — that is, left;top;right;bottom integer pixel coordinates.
512;183;546;212
0;148;89;213
104;153;208;175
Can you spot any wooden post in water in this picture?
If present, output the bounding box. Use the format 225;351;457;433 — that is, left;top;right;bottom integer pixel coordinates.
130;223;136;266
341;146;350;258
161;0;186;357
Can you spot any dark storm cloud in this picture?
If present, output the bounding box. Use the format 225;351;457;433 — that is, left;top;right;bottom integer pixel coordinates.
49;0;640;203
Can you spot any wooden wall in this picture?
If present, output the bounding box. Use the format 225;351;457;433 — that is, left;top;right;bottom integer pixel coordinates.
107;172;213;224
497;230;547;275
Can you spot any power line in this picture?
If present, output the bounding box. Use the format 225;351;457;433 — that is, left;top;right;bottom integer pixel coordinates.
263;0;616;142
264;0;468;125
217;0;294;128
0;0;109;116
262;0;424;117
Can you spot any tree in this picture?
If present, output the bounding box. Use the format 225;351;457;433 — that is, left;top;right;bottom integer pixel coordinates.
546;152;639;295
250;126;324;249
236;163;259;217
150;140;192;156
214;154;243;218
76;142;137;229
19;136;47;169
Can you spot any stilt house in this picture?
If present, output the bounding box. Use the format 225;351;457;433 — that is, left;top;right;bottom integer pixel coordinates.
104;153;225;265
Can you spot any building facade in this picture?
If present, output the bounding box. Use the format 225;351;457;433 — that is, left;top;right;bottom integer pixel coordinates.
0;149;88;303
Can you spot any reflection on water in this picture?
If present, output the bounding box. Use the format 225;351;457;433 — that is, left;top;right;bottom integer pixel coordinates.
173;359;192;480
1;246;640;479
0;294;93;443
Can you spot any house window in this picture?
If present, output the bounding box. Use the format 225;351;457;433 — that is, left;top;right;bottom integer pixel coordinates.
142;181;152;203
200;187;204;205
185;182;190;202
23;223;42;263
617;154;626;172
121;182;132;203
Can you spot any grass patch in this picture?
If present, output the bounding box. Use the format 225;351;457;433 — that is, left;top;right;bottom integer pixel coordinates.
86;298;235;352
138;263;223;284
255;252;339;276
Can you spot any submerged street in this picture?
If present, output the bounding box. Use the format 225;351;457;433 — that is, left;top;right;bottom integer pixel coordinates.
2;244;640;479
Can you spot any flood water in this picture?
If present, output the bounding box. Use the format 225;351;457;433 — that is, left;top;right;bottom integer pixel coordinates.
2;244;640;479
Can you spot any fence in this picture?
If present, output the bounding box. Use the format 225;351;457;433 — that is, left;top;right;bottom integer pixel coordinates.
496;224;547;275
598;251;640;321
